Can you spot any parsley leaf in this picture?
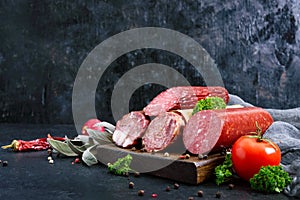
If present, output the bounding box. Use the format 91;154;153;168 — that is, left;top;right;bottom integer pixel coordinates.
250;165;292;193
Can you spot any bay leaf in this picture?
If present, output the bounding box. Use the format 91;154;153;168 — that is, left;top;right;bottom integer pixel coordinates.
86;128;113;145
47;138;78;157
82;145;99;166
66;139;92;155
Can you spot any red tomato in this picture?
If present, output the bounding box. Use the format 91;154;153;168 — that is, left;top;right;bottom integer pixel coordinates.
81;118;104;135
231;136;281;181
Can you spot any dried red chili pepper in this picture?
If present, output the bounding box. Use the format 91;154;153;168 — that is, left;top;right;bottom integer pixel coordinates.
2;134;65;152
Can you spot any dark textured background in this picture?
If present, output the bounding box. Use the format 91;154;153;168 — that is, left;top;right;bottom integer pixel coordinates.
1;0;299;124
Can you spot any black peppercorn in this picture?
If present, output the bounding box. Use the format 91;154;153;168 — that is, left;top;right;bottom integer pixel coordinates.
134;172;140;177
129;182;134;189
138;190;144;196
197;190;204;197
174;183;180;189
2;160;8;167
165;186;171;192
216;191;221;198
47;148;52;155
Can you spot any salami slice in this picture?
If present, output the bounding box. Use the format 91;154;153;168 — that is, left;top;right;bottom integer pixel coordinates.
113;111;150;148
143;86;229;116
143;112;185;152
183;107;273;155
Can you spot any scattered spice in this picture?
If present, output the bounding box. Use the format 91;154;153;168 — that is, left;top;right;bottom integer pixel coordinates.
129;182;134;189
138;190;145;196
215;191;221;198
2;161;8;167
197;190;204;197
163;152;170;157
151;193;157;198
174;183;180;189
134;172;140;177
188;197;194;200
228;184;234;190
165;186;171;192
74;158;81;164
47;148;52;156
198;154;208;160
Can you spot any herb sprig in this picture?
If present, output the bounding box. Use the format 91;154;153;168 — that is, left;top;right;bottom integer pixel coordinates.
192;96;226;115
250;165;291;193
108;154;134;176
215;153;234;185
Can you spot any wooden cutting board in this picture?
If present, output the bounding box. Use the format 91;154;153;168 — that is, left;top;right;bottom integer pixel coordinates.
94;144;225;185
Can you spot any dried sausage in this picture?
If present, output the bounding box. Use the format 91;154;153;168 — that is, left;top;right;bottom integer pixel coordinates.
183;107;273;155
143;86;229;116
113;111;150;148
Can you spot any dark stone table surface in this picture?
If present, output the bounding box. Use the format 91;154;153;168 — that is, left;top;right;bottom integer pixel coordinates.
0;124;295;200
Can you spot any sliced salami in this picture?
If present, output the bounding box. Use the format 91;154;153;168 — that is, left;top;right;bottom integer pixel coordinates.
113;111;150;148
143;86;229;116
143;112;185;152
183;107;273;155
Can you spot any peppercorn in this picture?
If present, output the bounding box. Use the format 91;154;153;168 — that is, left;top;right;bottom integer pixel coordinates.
47;148;52;155
138;190;144;196
197;190;204;197
163;152;170;157
215;191;221;198
134;172;140;177
74;158;80;163
174;183;180;189
151;193;157;198
165;186;171;192
2;161;8;167
198;154;209;159
228;184;234;190
129;182;134;189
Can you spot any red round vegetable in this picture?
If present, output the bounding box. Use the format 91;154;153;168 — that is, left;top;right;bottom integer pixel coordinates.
231;129;281;181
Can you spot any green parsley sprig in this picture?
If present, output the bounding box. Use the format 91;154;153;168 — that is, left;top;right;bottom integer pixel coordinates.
192;96;226;115
250;165;291;193
215;153;234;185
108;154;134;176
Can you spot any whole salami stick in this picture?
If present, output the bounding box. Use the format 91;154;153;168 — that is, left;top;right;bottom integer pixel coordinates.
143;86;229;116
183;107;273;155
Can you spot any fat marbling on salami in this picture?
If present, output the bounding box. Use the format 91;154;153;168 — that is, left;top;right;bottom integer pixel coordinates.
183;107;273;155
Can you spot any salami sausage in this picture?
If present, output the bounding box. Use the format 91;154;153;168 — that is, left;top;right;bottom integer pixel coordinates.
113;111;150;148
183;107;273;155
143;112;185;152
143;86;229;116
